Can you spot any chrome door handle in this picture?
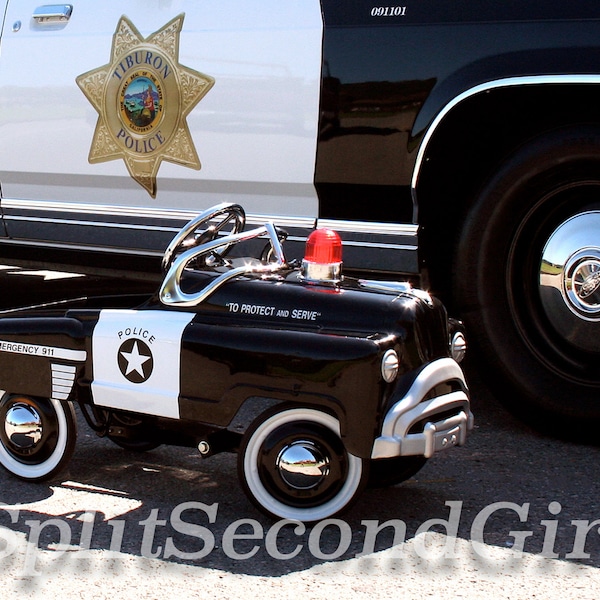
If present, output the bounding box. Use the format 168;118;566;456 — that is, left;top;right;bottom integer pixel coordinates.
32;4;73;24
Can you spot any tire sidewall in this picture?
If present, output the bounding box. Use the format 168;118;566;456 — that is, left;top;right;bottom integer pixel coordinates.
238;405;366;521
455;127;600;424
0;395;76;481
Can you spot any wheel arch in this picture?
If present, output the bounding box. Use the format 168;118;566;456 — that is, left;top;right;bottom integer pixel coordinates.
412;78;600;304
226;392;367;455
423;116;600;430
219;366;384;460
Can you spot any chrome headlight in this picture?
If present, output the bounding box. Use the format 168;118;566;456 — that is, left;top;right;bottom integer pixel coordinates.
450;330;467;363
381;349;399;383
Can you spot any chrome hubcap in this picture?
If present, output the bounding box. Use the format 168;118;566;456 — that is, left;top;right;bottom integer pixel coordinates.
276;440;330;490
5;403;43;449
540;211;600;352
564;251;600;316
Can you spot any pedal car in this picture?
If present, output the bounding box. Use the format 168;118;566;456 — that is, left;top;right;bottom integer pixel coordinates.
0;203;471;521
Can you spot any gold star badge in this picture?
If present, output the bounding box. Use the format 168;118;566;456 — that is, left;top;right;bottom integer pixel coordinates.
76;14;215;198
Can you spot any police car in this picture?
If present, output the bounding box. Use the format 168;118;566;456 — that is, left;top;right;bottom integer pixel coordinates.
0;204;471;521
2;1;600;435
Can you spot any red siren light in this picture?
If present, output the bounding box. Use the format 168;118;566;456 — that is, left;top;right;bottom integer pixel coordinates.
301;228;343;284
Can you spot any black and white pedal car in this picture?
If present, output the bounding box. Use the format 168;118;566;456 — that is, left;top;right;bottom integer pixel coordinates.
0;204;471;521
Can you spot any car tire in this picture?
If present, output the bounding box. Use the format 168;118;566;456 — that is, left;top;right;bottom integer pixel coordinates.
454;126;600;434
0;394;77;481
238;405;368;521
368;455;427;488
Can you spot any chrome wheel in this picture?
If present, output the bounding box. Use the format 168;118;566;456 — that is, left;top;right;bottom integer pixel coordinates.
507;190;600;389
0;394;76;481
540;211;600;352
238;406;367;521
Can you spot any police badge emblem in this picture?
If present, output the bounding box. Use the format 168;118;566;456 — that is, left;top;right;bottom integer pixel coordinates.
76;14;215;197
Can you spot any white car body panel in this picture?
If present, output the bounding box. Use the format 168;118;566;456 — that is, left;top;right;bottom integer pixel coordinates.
0;1;322;220
91;309;195;419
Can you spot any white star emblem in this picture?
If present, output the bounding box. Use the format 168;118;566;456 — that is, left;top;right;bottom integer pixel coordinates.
120;341;151;378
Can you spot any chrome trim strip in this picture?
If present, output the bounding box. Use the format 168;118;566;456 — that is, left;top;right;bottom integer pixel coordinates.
317;218;418;237
2;217;309;247
2;200;418;248
0;237;163;257
5;214;179;233
411;74;600;204
340;240;417;251
1;199;317;231
2;199;189;218
1;230;415;255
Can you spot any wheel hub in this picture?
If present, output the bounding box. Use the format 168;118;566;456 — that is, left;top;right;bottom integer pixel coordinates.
4;403;43;449
539;211;600;352
564;251;600;316
276;440;330;490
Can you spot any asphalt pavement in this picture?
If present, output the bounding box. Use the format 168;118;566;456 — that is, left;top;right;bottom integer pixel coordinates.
0;264;599;599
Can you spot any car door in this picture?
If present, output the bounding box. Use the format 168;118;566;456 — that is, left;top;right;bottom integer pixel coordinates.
0;1;322;257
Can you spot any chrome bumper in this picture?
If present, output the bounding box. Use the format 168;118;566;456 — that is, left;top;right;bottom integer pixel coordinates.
371;357;473;459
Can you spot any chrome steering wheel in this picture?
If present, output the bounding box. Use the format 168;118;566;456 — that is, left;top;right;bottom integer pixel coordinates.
161;203;246;273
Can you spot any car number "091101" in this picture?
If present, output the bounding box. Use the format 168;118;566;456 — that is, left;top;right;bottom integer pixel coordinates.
370;6;407;17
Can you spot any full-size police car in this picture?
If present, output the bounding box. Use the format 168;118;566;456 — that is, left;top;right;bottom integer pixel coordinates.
2;1;596;433
0;204;471;521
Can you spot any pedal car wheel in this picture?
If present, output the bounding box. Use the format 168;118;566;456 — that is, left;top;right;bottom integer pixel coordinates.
0;394;76;481
368;455;427;488
238;406;367;521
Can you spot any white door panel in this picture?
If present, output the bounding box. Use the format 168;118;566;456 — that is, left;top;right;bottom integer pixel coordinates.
91;309;194;419
0;1;322;220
